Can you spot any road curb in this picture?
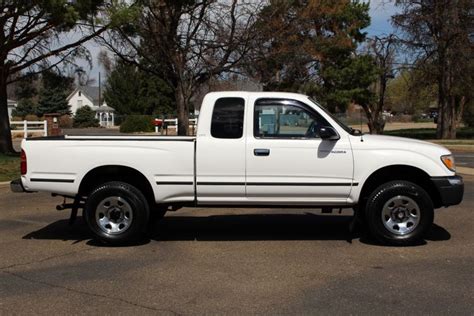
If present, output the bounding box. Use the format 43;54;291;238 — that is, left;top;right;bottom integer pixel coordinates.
0;181;10;187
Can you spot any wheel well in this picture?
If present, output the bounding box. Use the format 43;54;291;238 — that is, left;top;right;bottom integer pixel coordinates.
79;165;155;204
359;165;441;208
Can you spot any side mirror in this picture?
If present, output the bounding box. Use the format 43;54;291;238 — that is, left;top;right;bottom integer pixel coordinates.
319;126;340;140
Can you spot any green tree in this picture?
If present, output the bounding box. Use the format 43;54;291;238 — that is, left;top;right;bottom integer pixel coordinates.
0;1;118;154
386;69;437;115
36;88;71;116
11;99;36;119
36;70;73;116
11;74;38;118
73;106;99;128
246;0;380;132
104;61;174;116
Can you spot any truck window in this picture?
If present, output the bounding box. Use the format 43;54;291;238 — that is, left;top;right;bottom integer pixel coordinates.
211;98;245;139
254;99;329;139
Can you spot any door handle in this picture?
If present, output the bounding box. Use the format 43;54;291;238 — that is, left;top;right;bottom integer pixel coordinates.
254;148;270;156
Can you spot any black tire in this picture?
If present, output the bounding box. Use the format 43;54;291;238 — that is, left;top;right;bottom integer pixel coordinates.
84;181;150;245
365;180;434;246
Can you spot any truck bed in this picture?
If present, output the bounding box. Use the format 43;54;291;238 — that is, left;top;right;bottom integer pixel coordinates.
21;135;197;203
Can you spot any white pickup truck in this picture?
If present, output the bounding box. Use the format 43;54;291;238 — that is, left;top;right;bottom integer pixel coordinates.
11;92;463;245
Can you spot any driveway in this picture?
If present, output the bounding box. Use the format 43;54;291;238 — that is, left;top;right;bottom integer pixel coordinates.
0;176;473;315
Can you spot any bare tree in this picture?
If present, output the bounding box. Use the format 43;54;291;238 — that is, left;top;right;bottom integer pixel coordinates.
0;1;113;154
100;0;262;135
365;35;397;134
393;0;474;139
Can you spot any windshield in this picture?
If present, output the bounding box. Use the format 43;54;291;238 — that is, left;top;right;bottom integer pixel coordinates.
307;97;359;135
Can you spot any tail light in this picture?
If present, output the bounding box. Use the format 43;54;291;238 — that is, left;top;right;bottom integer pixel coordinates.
20;150;27;175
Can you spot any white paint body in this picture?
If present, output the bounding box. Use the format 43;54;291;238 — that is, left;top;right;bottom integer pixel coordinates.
20;92;455;206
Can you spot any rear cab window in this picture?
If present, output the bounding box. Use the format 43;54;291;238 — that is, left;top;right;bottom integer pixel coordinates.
211;98;245;139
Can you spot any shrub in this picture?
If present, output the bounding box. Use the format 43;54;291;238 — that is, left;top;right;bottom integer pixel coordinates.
73;106;99;128
59;115;73;128
119;115;154;133
25;114;39;121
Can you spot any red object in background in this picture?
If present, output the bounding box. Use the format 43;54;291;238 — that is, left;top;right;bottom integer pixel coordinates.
20;150;27;175
154;118;163;127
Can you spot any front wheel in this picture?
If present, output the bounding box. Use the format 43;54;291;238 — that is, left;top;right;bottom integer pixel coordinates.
84;181;150;245
365;181;434;246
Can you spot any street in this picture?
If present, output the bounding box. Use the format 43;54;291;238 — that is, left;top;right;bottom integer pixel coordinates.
0;176;473;315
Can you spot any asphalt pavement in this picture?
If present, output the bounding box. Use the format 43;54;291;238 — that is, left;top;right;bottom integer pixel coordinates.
0;177;473;315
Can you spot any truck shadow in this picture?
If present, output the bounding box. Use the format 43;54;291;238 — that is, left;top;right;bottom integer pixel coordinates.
22;213;451;247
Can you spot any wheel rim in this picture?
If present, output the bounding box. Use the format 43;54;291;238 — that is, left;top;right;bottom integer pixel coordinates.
95;196;133;235
381;195;421;236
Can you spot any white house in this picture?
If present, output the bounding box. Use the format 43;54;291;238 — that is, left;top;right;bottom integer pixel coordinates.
67;86;115;127
7;99;17;121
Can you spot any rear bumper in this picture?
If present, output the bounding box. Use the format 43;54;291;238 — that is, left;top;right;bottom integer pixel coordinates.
10;178;26;193
431;176;464;207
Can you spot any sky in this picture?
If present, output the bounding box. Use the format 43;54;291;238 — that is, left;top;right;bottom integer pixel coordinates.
81;1;400;85
365;0;399;36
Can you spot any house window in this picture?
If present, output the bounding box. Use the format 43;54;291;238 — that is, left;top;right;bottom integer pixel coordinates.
78;91;82;97
77;100;83;108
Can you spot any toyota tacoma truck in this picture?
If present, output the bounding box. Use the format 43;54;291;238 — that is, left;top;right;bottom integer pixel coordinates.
11;92;464;245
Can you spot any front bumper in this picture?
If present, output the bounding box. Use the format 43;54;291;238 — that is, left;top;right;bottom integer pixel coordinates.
10;178;26;193
431;176;464;207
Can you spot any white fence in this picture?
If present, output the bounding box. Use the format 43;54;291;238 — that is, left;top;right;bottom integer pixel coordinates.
11;120;47;138
156;118;198;134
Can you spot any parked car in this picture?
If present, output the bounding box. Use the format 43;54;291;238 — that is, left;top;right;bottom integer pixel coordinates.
429;107;439;123
11;92;464;245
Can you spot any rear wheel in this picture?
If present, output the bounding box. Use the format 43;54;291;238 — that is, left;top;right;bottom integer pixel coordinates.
84;181;150;245
365;181;434;246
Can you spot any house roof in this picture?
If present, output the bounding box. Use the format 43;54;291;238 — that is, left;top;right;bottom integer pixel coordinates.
67;86;105;106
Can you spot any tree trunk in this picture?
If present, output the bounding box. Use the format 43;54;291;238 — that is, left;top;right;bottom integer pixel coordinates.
175;88;189;136
435;51;457;139
363;105;384;134
0;72;15;154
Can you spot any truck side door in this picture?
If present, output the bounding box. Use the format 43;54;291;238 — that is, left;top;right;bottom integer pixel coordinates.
196;96;247;204
245;98;354;205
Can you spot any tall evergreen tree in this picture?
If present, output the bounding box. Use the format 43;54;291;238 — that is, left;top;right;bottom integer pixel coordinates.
35;70;73;116
36;88;71;116
104;61;174;116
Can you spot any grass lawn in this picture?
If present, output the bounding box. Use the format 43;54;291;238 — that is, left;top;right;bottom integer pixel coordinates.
0;154;20;182
385;127;474;140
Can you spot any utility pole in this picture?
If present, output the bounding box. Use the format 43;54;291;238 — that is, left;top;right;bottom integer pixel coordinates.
98;72;101;107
